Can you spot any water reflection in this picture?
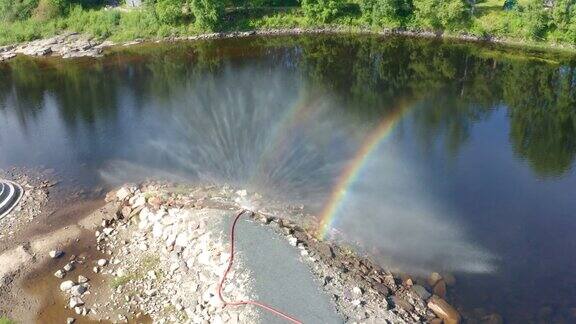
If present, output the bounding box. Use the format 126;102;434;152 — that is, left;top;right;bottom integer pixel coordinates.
1;35;576;322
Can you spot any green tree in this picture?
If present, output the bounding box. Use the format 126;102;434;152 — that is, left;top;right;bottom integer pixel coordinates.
190;0;224;30
360;0;413;28
413;0;470;30
0;0;40;22
301;0;345;23
511;0;550;40
155;0;187;24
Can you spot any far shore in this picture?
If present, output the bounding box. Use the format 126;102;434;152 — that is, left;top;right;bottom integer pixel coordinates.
1;26;576;64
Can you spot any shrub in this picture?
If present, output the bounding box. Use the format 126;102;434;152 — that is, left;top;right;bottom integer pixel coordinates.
413;0;470;30
64;5;121;38
360;0;412;28
155;0;187;24
0;0;40;22
301;0;345;24
512;0;549;40
112;9;162;40
190;0;224;31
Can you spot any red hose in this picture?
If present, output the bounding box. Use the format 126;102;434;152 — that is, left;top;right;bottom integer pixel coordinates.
218;210;304;324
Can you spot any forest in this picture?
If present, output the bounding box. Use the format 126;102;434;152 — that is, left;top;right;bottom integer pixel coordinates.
1;0;576;47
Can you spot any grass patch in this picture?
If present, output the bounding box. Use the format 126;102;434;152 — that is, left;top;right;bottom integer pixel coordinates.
109;254;161;289
0;316;15;324
110;274;137;289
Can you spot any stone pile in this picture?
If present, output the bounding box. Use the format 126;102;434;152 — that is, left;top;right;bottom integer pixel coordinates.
0;33;113;62
71;182;463;323
89;184;257;323
50;250;93;323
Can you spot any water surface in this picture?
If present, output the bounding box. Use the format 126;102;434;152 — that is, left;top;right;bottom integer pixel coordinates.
1;35;575;322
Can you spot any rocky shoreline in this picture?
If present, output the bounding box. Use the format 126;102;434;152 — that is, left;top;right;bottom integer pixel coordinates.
34;182;462;323
1;26;572;63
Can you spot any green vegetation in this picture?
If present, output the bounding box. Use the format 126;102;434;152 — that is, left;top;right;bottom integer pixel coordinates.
0;316;15;324
0;0;576;48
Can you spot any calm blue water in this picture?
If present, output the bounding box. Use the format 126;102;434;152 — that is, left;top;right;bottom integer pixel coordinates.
1;35;575;322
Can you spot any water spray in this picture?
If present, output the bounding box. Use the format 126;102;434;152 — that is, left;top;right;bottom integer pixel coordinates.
218;209;303;324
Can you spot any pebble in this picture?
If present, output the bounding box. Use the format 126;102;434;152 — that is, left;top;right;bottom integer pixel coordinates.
60;280;75;292
69;285;87;296
69;296;84;308
49;250;63;259
412;285;431;300
54;269;66;279
63;262;75;272
427;295;461;324
116;187;131;201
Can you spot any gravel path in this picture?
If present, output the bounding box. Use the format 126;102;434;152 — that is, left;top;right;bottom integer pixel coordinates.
221;212;343;323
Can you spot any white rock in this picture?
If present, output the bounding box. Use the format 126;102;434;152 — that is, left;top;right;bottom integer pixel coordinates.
287;236;298;246
116;187;131;200
152;223;164;238
78;275;89;283
97;259;107;267
69;296;84;308
63;263;75;272
60;280;75;291
103;228;114;236
49;250;63;259
66;318;75;324
54;269;66;279
70;285;87;296
175;233;189;247
133;195;146;208
352;299;362;306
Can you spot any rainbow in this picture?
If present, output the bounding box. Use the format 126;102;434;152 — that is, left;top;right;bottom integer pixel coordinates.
316;101;413;240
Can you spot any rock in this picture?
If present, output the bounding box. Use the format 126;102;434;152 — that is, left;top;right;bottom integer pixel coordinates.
78;275;89;283
63;262;75;272
133;195;146;208
427;296;461;324
411;285;431;300
352;287;362;295
97;259;107;267
66;318;75;324
105;190;116;202
60;280;75;292
116;187;131;201
428;272;443;287
373;282;390;296
287;236;298;246
69;296;84;308
70;285;87;296
54;269;66;279
121;206;132;218
49;250;64;259
103;227;114;236
433;279;447;298
390;296;414;312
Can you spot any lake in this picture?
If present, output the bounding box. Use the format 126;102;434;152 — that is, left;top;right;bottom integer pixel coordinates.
1;35;575;322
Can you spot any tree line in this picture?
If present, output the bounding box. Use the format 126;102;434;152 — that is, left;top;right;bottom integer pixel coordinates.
1;0;575;44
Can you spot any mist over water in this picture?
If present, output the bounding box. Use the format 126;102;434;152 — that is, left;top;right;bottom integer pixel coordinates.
331;141;497;275
96;65;496;275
